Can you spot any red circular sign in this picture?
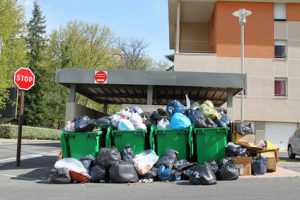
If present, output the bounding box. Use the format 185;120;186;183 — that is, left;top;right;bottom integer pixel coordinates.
95;71;107;84
14;67;35;90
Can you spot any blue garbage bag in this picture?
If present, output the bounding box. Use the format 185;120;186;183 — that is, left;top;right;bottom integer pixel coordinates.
166;100;184;116
157;165;181;181
169;113;191;129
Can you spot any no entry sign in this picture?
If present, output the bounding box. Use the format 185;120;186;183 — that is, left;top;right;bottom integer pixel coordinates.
14;67;35;90
94;71;107;84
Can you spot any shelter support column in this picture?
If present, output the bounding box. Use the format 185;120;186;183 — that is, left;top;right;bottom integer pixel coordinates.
147;85;153;105
227;88;233;108
103;103;108;114
175;0;180;53
69;84;76;102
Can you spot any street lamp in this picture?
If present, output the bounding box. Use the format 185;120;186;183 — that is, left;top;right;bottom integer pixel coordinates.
232;8;252;122
0;36;22;58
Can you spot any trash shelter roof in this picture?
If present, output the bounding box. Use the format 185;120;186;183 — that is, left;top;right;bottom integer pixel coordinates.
55;69;246;107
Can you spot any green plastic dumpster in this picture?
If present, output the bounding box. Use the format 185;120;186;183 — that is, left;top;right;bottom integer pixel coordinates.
106;126;147;155
193;127;230;164
149;124;194;161
60;129;105;160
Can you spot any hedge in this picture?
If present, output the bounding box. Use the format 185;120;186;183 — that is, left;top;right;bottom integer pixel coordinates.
0;125;61;140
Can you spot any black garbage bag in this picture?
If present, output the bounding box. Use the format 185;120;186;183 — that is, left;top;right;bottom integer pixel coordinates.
195;118;208;128
140;112;152;121
185;109;207;123
156;149;179;168
209;158;219;174
189;163;217;185
166;100;184;116
251;155;267;175
95;116;112;129
213;118;227;127
217;157;239;180
97;146;122;168
89;164;108;183
234;122;255;135
138;166;158;181
121;143;135;163
217;108;227;115
220;115;231;127
73;115;90;122
226;142;248;157
80;155;95;174
73;119;98;133
206;118;217;128
172;159;198;180
109;161;139;183
152;109;171;121
49;168;72;184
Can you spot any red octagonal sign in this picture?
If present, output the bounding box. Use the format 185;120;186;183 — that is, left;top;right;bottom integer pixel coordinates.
14;67;35;90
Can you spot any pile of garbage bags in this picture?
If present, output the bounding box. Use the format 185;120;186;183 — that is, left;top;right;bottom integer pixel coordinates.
63;100;232;133
50;147;240;185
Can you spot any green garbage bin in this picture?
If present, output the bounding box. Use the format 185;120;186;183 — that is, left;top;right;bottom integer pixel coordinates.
149;124;194;161
60;129;105;160
106;126;147;155
193;127;230;164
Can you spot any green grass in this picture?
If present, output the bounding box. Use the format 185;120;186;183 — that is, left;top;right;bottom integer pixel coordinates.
279;160;300;163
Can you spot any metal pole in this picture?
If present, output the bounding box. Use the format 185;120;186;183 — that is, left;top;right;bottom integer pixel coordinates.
0;36;2;58
16;90;24;167
241;23;244;122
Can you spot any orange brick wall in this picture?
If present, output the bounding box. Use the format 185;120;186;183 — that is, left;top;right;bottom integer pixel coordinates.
214;1;274;58
286;3;300;22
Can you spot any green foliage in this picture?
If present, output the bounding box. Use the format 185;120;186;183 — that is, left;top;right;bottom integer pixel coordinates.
0;125;61;140
0;0;27;110
165;53;174;71
23;1;49;126
48;20;117;70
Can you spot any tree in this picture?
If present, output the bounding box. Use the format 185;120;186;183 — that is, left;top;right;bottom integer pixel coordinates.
165;53;174;71
115;38;150;70
0;0;27;112
48;20;117;70
45;20;118;122
23;1;48;126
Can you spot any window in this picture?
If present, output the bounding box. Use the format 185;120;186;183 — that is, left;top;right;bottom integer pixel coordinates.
275;41;286;58
274;3;286;21
274;79;287;97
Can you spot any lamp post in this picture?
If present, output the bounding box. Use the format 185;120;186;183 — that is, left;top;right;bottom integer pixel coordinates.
232;8;252;122
0;36;22;58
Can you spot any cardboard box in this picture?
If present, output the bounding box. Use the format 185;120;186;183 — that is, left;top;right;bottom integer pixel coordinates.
232;157;252;176
233;131;255;145
260;148;280;172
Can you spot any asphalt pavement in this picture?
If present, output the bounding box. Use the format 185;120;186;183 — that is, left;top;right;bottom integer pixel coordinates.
0;139;300;200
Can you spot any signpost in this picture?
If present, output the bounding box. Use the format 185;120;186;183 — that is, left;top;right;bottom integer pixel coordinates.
13;67;35;167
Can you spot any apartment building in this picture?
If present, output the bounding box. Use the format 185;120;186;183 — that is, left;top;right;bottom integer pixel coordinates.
168;0;300;150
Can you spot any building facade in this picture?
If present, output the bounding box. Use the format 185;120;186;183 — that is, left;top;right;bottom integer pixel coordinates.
168;0;300;150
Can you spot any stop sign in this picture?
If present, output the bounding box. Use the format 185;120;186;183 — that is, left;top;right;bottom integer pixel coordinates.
14;67;35;90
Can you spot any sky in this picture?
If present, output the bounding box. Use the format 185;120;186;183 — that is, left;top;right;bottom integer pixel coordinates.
24;0;174;63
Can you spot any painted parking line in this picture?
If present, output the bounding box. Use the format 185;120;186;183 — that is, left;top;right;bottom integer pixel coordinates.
0;150;61;167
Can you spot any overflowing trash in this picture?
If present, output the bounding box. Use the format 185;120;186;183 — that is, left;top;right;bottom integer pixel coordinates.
56;98;280;185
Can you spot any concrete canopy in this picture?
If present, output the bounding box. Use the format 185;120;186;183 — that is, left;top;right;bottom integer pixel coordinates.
55;69;246;108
